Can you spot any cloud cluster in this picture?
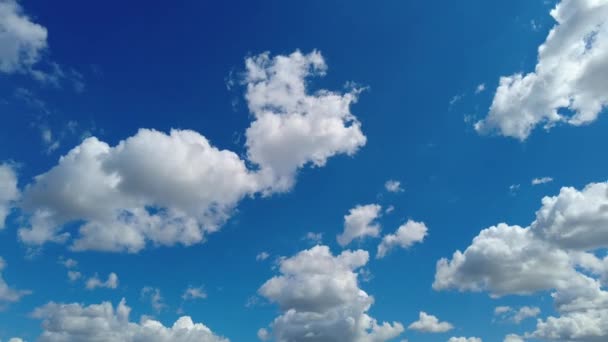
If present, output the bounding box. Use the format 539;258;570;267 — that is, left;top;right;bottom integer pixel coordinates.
32;298;228;342
476;0;608;140
17;50;367;253
258;245;404;341
434;181;608;340
0;164;19;229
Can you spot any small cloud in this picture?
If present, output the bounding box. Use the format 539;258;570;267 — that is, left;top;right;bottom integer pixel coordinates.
494;305;540;324
85;273;118;290
141;286;166;313
408;311;453;333
256;252;270;261
509;184;521;195
385;205;395;214
385;180;404;193
475;83;486;94
449;94;464;107
303;232;323;244
182;286;207;301
531;177;553;185
67;270;81;282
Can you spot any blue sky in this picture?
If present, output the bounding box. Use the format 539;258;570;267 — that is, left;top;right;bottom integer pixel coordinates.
1;0;608;341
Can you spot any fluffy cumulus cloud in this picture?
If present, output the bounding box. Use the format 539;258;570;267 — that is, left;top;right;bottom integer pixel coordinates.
475;0;608;140
407;311;453;333
0;257;30;304
0;163;19;229
434;181;608;341
337;204;382;247
17;50;367;253
448;338;482;342
244;50;367;191
18;130;260;252
258;245;404;342
377;220;427;259
0;0;47;73
31;298;228;342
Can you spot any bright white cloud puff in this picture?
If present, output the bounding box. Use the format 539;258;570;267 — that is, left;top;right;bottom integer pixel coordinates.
476;0;608;140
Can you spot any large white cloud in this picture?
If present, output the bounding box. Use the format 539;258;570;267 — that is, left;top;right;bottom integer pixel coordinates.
0;257;30;304
244;50;367;191
377;220;427;259
0;163;19;229
31;298;228;342
0;0;47;74
258;245;403;342
18;130;260;252
407;311;453;333
337;204;382;247
17;50;367;253
531;182;608;250
434;181;608;341
475;0;608;140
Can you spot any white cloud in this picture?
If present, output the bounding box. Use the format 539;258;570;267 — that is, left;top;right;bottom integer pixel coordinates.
258;245;403;341
337;204;382;247
532;308;608;341
531;177;554;185
18;130;260;252
434;181;608;340
408;311;453;333
494;306;512;315
141;286;166;313
475;83;486;94
493;306;540;324
377;220;427;259
244;50;367;191
433;223;577;296
476;0;608;140
7;338;24;342
512;306;541;324
385;180;404;193
503;334;524;342
0;0;47;74
17;50;367;253
0;257;31;304
32;298;228;342
303;232;323;244
182;286;207;301
256;252;270;261
531;182;608;250
448;338;482;342
85;272;118;290
67;270;81;282
0;163;19;229
257;328;270;341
